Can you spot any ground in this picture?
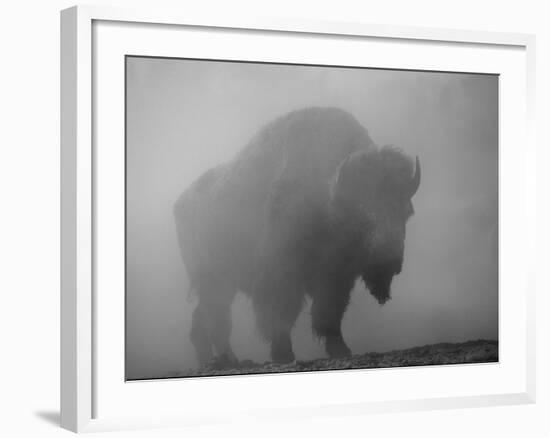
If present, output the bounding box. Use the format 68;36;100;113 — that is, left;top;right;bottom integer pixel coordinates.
164;339;498;379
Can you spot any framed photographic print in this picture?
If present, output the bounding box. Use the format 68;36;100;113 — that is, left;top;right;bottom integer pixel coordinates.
61;5;536;433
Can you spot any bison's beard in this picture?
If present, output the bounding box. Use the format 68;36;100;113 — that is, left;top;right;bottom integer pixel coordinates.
361;266;395;305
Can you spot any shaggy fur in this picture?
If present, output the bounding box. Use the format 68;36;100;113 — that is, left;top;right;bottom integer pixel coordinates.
173;107;420;365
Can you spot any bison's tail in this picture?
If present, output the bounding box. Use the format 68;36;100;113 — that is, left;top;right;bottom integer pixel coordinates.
173;192;202;305
186;277;197;303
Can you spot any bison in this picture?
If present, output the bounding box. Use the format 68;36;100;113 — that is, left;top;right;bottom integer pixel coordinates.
174;107;420;365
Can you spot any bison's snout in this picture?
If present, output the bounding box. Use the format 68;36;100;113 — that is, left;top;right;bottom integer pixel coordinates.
383;257;403;275
362;249;403;305
368;240;404;273
362;269;394;305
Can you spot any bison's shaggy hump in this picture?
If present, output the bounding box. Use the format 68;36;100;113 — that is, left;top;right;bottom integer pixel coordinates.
218;107;376;197
175;107;375;283
236;106;373;160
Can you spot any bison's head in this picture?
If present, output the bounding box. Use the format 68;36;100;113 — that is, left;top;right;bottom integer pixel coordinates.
331;146;420;304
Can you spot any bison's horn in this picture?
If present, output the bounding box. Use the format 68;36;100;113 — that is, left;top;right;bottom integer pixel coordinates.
409;156;421;197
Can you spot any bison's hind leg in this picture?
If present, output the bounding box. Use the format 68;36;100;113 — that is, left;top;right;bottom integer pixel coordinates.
190;305;213;366
191;276;237;368
252;272;305;364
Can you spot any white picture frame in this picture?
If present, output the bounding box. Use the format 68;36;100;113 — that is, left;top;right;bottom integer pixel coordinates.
60;4;536;433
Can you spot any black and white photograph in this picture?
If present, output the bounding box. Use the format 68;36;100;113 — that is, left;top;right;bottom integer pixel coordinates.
125;56;498;381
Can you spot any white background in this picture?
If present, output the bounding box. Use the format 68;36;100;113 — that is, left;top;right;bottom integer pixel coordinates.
0;0;547;437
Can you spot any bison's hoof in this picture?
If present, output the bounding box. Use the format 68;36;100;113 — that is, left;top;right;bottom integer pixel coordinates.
209;352;238;370
326;339;352;359
271;348;295;364
271;333;295;363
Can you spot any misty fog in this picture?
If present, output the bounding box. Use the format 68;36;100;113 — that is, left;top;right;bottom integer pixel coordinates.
125;57;498;380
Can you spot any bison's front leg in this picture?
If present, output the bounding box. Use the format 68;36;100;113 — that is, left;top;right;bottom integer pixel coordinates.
311;286;353;359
